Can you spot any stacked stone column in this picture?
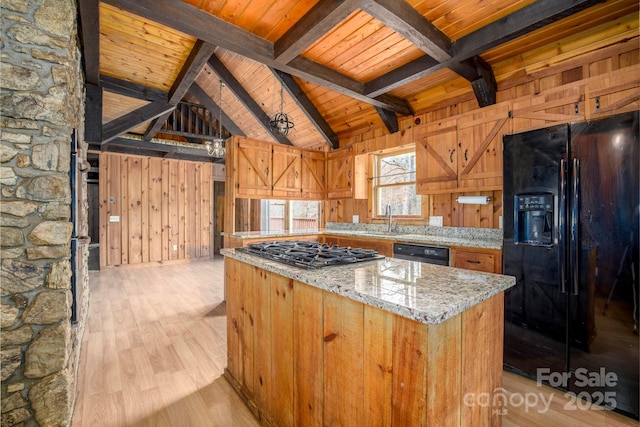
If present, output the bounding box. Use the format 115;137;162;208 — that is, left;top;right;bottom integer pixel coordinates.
1;0;87;425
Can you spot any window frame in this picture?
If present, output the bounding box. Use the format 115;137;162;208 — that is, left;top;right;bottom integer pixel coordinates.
373;147;422;219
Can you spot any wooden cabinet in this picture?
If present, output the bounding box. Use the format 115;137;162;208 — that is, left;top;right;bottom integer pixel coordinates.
584;64;640;120
326;146;354;199
272;144;302;198
416;104;509;194
323;235;393;257
232;136;327;200
415;118;459;194
451;247;502;273
457;103;510;191
225;256;505;427
234;137;272;198
300;149;326;200
511;84;585;134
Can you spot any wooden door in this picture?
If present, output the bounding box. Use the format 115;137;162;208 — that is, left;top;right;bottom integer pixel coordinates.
300;149;326;200
235;137;272;198
326;147;354;199
457;103;511;192
415;118;459;194
272;144;302;198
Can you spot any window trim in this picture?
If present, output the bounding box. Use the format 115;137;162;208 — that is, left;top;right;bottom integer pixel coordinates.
373;147;422;219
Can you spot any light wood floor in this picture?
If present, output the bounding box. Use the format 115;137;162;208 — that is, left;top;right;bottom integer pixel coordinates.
73;259;638;427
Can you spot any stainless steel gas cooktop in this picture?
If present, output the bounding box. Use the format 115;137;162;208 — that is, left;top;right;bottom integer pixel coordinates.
237;240;384;269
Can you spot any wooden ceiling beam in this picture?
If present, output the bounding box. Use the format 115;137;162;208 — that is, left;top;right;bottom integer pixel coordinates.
453;0;604;59
102;102;175;144
144;40;216;141
78;0;100;85
363;0;452;63
102;0;412;115
97;137;219;163
207;54;293;146
289;56;413;115
188;84;246;137
272;69;340;149
100;75;168;103
374;107;399;134
366;0;602;97
78;0;101;144
362;0;496;105
274;0;360;64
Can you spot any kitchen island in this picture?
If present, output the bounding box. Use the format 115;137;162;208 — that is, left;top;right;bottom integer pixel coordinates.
221;247;515;427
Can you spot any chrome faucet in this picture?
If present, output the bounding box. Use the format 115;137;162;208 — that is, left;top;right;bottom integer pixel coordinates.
386;204;393;232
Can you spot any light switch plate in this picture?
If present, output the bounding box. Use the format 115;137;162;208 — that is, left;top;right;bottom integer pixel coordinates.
429;216;443;227
109;216;120;223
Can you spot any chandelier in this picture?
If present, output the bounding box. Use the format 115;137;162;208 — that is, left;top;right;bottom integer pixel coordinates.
269;84;294;136
206;80;226;157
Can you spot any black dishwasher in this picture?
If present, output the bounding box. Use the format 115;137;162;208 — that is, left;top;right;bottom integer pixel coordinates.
393;242;450;266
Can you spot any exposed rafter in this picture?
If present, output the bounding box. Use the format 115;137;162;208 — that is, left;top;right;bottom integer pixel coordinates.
274;0;360;64
207;54;293;146
102;102;175;144
102;0;413;115
188;84;246;137
375;107;398;134
78;0;100;85
78;0;101;143
144;40;216;141
101;75;168;103
100;137;221;163
365;0;604;97
271;69;339;149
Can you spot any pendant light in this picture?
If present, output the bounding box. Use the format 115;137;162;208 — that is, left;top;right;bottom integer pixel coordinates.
269;84;294;136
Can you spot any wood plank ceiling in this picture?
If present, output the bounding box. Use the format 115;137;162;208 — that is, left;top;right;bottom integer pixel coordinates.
78;0;639;161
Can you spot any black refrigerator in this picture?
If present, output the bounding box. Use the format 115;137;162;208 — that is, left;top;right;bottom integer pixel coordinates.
502;111;639;419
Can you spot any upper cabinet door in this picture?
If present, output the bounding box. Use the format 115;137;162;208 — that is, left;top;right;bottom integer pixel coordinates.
272;144;302;198
326;146;354;199
415;118;459;194
300;149;326;200
235;138;272;198
457;103;511;192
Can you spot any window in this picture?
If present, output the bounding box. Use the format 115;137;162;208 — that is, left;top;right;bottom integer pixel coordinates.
261;200;321;231
374;150;421;217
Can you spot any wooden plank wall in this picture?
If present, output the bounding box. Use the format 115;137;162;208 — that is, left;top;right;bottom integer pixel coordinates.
99;152;213;268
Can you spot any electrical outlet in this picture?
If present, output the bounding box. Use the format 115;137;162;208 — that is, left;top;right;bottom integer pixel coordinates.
172;244;178;251
429;216;443;227
352;215;359;223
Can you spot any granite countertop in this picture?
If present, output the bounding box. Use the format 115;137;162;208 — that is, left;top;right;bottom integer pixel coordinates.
221;248;515;325
227;227;502;250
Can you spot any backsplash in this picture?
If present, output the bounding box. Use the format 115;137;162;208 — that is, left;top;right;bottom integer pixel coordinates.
326;222;502;243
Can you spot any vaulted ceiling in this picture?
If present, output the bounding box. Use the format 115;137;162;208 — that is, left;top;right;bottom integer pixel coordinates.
78;0;639;162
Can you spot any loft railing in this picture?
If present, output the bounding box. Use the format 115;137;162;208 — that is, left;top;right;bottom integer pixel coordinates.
161;101;226;139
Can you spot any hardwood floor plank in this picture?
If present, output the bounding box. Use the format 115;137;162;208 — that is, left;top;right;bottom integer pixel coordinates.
72;259;637;427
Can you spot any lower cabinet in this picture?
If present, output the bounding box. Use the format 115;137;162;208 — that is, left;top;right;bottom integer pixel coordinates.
225;257;504;427
451;247;502;273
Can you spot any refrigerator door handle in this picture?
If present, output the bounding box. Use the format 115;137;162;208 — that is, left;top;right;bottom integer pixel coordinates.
571;158;580;295
559;159;567;294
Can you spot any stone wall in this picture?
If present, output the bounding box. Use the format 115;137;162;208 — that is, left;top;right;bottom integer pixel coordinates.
1;0;88;426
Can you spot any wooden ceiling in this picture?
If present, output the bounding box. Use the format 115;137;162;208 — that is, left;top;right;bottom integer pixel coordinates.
79;0;639;160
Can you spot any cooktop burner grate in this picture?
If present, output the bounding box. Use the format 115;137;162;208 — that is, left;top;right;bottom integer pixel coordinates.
237;241;384;269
